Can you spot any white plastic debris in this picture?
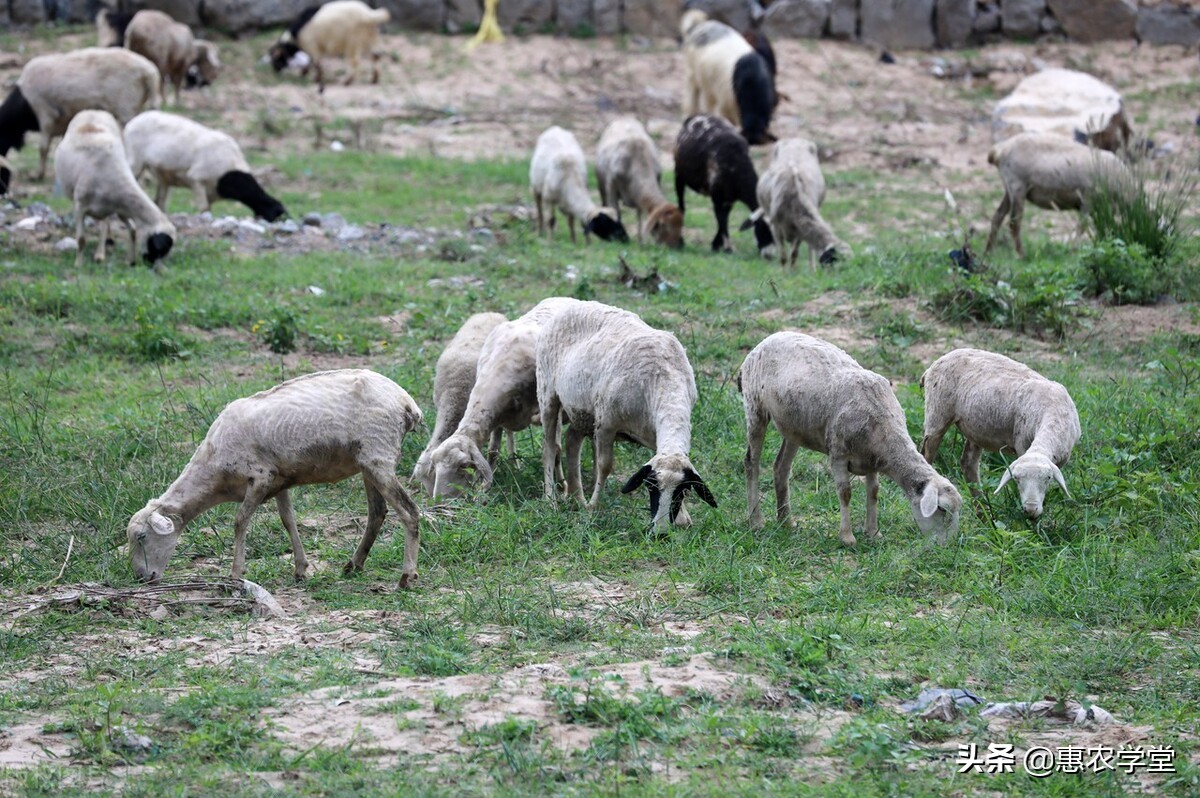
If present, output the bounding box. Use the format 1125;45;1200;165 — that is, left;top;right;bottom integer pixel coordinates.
307;285;326;296
54;237;78;252
330;140;345;152
15;216;41;230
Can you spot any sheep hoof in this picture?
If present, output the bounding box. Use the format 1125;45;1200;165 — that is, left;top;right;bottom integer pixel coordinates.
839;533;858;547
399;571;418;589
342;559;362;576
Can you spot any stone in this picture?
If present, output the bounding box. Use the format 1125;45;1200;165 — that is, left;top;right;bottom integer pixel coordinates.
935;0;974;46
139;0;203;27
678;0;760;32
1045;0;1136;43
594;0;620;35
992;68;1124;144
762;0;830;39
1001;0;1044;38
973;2;1001;33
557;0;593;35
829;0;858;38
54;237;77;251
9;0;46;24
622;0;684;37
861;0;935;49
444;0;481;33
496;0;554;34
201;0;313;34
379;0;444;32
1137;5;1200;48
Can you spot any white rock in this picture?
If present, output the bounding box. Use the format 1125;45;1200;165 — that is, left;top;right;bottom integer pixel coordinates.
54;236;78;251
14;216;41;230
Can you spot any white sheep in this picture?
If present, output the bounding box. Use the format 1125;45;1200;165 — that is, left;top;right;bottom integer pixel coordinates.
124;111;288;221
681;9;776;145
739;331;962;546
127;369;425;586
411;311;510;495
595;116;684;248
0;47;160;187
124;9;221;106
427;298;579;499
536;300;717;529
984;131;1130;258
53;110;175;268
920;348;1080;518
750;137;849;269
530;126;629;245
268;0;390;93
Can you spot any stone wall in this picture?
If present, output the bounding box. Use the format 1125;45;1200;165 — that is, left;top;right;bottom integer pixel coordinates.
4;0;1198;48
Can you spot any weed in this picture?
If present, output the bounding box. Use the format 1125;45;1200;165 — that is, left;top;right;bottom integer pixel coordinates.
255;307;300;354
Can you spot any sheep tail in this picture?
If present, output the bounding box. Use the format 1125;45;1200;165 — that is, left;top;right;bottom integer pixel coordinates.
738;207;764;232
369;8;391;24
987;144;1000;166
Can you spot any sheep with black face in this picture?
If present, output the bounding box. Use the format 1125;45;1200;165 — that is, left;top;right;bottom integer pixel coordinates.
530;126;629;245
268;0;390;93
681;9;776;145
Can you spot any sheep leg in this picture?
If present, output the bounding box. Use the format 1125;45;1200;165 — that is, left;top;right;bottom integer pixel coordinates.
359;466;422;589
1008;195;1026;258
95;218;110;263
568;215;578;245
864;472;881;540
564;424;586;503
315;60;326;94
920;425;948;465
124;219;138;266
533;191;544;236
635;206;644;246
985;193;1010;254
370;52;381;85
231;484;270;579
773;439;800;527
487;427;503;465
506;430;515;458
345;52;360;86
711;199;733;252
275;490;308;580
587;427;615;511
191;180;209;213
960;440;985;499
541;393;563;501
73;203;86;268
37;134;50;181
345;475;387;576
802;242;811;271
674;173;686;213
745;412;768;530
831;459;857;547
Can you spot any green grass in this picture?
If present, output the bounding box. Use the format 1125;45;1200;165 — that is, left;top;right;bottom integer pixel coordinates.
1;144;1198;796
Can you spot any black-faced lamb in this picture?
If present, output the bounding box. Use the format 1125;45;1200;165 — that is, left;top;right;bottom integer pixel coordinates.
681;9;776;146
124;10;221;106
53;110;175;268
530;126;629;245
411;311;510;495
426;298;580;499
739;331;962;546
674;114;773;254
749;137;849;269
0;47;160;190
535;300;717;529
595;116;684;249
984;132;1130;258
127;369;425;586
920;348;1080;518
268;0;390;94
124;111;288;221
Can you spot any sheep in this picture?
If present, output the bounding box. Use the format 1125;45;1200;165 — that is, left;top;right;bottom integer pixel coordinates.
674;114;773;254
268;0;390;94
53;110;175;268
427;298;580;499
535;300;718;529
96;7;134;47
124;111;288;222
0;47;160;189
920;348;1080;519
747;137;849;269
411;311;510;495
126;369;425;586
530;126;629;245
124;10;221;106
984;132;1130;258
739;331;962;546
594;116;684;249
681;9;776;146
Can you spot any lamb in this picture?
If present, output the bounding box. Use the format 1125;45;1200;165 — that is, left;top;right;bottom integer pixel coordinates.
124;111;288;222
595;116;684;248
984;132;1130;258
920;348;1080;518
53;110;175;268
748;137;849;269
411;311;510;495
126;369;425;586
674;114;773;254
530;126;629;245
536;300;717;529
681;9;776;145
124;10;221;106
0;47;160;189
427;298;580;499
739;331;962;546
268;0;390;94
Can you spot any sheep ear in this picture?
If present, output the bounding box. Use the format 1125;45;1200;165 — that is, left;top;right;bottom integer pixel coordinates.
995;467;1013;494
470;445;493;487
683;468;717;508
150;512;175;536
622;464;654;494
1051;463;1070;498
919;481;939;518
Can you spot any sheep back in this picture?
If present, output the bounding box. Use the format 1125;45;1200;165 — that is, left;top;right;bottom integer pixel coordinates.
988;132;1127;211
125;110;250;187
18;48;160;140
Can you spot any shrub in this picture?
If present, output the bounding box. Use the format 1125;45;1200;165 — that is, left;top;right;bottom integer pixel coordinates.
255;307;299;354
929;269;1080;340
1078;239;1178;305
1086;161;1195;264
132;307;192;361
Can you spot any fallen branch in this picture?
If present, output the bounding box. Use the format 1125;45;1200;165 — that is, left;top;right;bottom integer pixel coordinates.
2;578;286;622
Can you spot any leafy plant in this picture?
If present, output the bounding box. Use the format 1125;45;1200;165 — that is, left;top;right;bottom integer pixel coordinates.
1080;239;1186;305
1086;160;1195;264
255;307;299;354
132;306;192;361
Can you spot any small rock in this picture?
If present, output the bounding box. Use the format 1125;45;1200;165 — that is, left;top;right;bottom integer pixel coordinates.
302;211;322;227
329;140;345;152
211;216;239;232
307;285;326;296
112;725;153;752
238;219;266;235
320;212;347;234
336;225;365;241
54;236;77;251
14;216;41;230
26;201;51;218
147;605;169;621
275;219;300;234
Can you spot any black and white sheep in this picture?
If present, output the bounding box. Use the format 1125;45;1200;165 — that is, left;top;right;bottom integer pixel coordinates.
96;7;134;47
268;0;391;93
674;114;773;254
595;116;684;248
124;9;222;105
530;126;628;245
681;9;776;146
124;111;288;221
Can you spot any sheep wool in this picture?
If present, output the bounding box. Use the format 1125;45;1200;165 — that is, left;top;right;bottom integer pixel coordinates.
269;0;390;93
595;116;684;249
530;126;629;245
681;9;776;146
752;137;849;269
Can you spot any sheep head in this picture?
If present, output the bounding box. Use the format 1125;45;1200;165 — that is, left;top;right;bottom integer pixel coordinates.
584;209;630;243
138;222;175;266
996;452;1069;518
411;450;436;496
127;505;182;583
430;434;493;499
192;40;222;85
268;40;302;73
216;171;287;222
910;476;961;545
621;453;717;530
645;204;684;249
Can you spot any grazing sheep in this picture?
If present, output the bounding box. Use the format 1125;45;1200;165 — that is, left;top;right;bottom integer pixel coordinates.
739;332;962;546
749;137;849;269
530;126;629;245
674;114;773;254
0;47;160;188
428;298;580;499
681;9;776;145
921;348;1080;518
124;111;288;221
124;10;221;106
536;300;717;529
268;0;390;93
53;110;175;268
595;116;684;248
984;132;1130;258
412;311;510;495
96;7;134;47
127;369;424;585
